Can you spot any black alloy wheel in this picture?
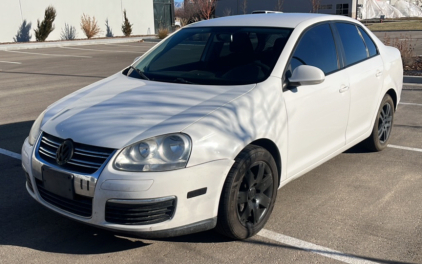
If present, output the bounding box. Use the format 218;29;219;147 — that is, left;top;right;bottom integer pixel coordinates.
237;161;274;226
216;145;278;240
378;102;393;144
365;94;395;151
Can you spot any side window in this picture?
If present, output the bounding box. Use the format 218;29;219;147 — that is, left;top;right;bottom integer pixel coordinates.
336;23;368;66
336;4;349;15
358;27;378;57
287;24;338;77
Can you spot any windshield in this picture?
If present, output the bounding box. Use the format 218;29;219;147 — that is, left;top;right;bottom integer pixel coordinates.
130;27;292;85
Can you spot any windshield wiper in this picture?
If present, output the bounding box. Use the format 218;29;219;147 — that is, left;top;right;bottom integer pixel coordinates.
128;66;150;80
173;78;195;84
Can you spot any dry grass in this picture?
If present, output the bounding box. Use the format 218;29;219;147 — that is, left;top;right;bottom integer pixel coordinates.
366;20;422;31
80;14;100;39
383;34;416;66
158;28;169;39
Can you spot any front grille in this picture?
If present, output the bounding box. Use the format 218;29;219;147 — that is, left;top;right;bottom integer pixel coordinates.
38;133;115;174
105;198;176;225
36;179;93;217
25;173;34;193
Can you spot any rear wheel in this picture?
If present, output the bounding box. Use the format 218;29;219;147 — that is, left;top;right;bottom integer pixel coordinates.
365;94;394;151
216;145;278;240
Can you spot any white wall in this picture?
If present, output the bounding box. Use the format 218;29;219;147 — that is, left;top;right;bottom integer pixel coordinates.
0;0;155;43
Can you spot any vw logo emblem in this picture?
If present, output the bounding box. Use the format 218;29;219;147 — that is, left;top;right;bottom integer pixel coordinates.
56;139;74;166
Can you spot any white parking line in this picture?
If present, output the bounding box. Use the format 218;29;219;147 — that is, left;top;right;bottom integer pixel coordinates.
0;60;21;64
5;50;92;58
105;43;151;48
388;144;422;153
258;229;379;264
400;102;422;106
0;148;22;160
60;46;142;54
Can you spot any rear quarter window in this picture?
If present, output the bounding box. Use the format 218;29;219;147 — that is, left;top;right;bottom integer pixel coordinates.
336;23;368;66
358;27;378;57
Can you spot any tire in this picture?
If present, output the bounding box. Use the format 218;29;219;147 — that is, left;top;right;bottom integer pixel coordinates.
216;145;279;240
364;94;395;152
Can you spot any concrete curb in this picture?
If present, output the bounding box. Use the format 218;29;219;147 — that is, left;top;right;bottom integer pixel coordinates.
0;36;158;51
403;75;422;85
143;38;163;43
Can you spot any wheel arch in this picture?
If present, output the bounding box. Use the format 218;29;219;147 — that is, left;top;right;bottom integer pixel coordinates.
386;88;398;110
249;138;282;185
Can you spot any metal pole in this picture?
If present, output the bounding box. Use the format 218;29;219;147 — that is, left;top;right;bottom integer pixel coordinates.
121;0;124;22
18;0;23;23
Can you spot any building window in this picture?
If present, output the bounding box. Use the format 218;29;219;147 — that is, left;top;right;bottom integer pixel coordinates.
319;4;333;10
336;4;349;15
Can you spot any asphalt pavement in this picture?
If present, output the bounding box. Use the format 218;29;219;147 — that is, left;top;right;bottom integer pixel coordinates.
0;42;421;264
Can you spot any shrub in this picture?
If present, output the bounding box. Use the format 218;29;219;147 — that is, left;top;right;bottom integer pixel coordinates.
158;28;169;39
60;23;76;40
383;34;415;67
105;19;113;37
80;14;101;39
14;20;32;42
121;10;133;37
34;6;56;41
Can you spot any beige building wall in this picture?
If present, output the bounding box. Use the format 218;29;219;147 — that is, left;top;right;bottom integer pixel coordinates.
1;0;155;43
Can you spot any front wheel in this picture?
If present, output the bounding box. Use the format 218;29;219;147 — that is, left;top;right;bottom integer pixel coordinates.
365;94;395;151
216;145;278;240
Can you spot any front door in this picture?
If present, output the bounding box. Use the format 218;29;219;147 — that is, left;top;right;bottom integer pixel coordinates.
283;23;351;177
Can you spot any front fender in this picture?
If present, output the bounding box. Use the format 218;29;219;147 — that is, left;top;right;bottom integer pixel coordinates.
183;77;289;183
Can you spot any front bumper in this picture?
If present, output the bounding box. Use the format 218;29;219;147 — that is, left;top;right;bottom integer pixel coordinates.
22;137;233;237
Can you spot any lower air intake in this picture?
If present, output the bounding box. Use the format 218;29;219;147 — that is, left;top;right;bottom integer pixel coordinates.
105;197;176;225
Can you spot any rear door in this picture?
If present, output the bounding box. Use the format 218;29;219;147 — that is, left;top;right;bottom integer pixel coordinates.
335;23;384;144
283;23;350;177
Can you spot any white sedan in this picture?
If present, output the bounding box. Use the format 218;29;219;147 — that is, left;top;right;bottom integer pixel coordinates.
22;13;402;239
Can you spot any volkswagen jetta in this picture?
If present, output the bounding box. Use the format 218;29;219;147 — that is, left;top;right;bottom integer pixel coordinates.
22;13;403;239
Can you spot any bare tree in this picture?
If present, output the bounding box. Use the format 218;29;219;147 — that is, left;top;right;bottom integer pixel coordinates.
175;2;200;26
275;0;285;12
241;0;248;14
196;0;217;20
309;0;321;13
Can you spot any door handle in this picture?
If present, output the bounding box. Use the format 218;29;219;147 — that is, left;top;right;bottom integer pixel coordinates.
339;86;349;93
376;70;383;77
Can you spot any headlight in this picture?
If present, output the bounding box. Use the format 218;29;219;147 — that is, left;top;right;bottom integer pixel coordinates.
28;110;46;146
114;133;192;172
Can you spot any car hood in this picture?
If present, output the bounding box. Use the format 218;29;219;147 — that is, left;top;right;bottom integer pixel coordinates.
41;73;256;149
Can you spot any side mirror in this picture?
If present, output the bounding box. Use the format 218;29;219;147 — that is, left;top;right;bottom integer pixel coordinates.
288;65;325;86
133;56;141;63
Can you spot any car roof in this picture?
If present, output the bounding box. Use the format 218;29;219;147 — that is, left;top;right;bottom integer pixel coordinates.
187;13;356;29
251;10;283;14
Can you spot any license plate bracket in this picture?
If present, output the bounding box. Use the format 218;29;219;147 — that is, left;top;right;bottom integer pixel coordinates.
42;167;74;200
